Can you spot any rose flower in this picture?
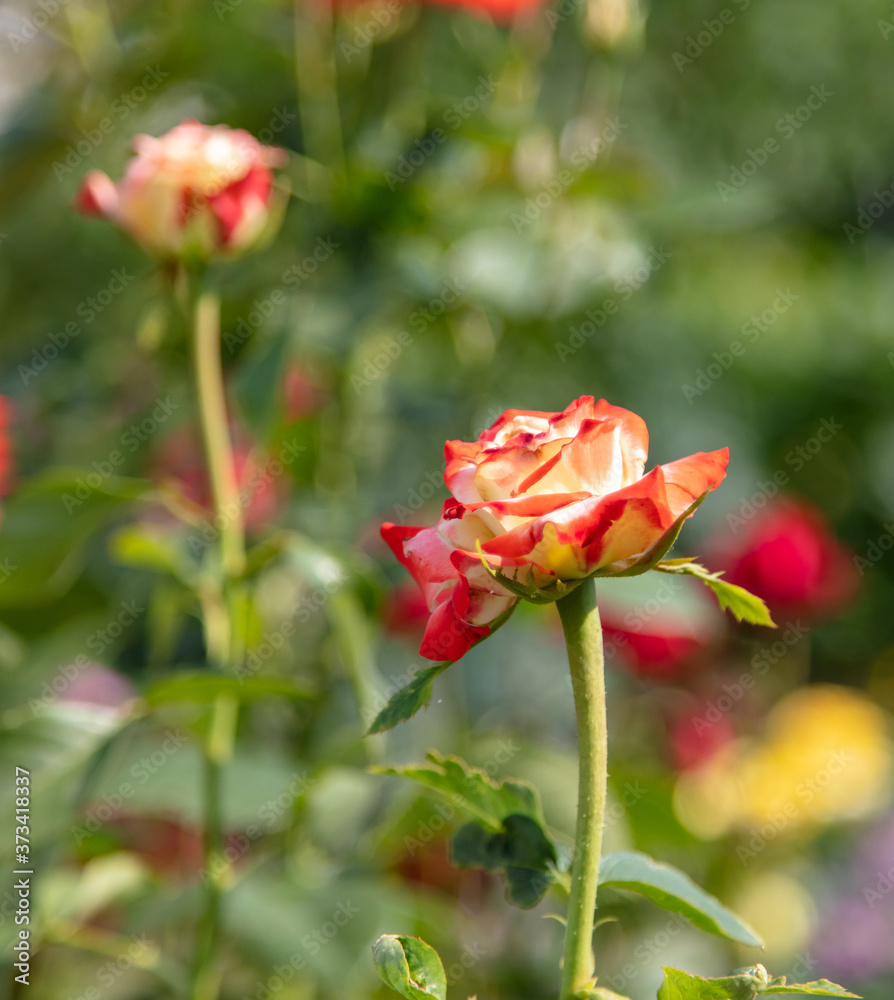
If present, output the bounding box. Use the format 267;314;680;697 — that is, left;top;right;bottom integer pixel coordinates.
382;397;728;661
75;120;287;260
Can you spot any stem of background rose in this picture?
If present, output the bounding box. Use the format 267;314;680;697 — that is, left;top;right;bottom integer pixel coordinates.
294;0;345;175
556;579;607;1000
187;274;245;1000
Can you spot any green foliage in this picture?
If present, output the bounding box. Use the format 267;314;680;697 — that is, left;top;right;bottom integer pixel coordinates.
654;560;776;628
372;935;447;1000
365;662;452;734
598;851;763;947
658;966;861;1000
377;752;559;906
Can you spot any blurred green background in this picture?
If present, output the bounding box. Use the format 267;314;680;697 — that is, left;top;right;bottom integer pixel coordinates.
1;0;894;997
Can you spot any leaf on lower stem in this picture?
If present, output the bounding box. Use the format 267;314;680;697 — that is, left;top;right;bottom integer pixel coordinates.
657;967;861;1000
598;851;763;947
372;935;447;1000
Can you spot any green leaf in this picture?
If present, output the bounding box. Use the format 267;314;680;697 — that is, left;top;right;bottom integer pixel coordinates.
372;935;447;1000
653;560;776;627
762;982;860;997
583;989;634;1000
144;671;315;706
377;753;557;907
0;471;149;607
658;967;763;1000
451;814;558;907
598;852;763;947
657;968;861;1000
374;752;544;829
365;661;451;735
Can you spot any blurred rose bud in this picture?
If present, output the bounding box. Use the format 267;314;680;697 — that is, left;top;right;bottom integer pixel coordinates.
156;427;283;531
282;363;319;422
75;119;288;261
713;497;858;621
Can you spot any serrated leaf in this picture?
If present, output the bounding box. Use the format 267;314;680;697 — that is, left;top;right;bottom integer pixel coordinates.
653;560;776;628
451;814;558;907
374;752;544;829
658;967;762;1000
144;671;315;706
598;852;763;947
701;577;776;627
365;662;451;734
372;935;447;1000
763;982;860;997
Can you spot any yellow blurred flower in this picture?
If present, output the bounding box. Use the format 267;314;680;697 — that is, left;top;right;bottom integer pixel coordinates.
674;685;892;842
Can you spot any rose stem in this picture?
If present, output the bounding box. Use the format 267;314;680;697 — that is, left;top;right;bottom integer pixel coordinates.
188;276;245;1000
556;578;608;1000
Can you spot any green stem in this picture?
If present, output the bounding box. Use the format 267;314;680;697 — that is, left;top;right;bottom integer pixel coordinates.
186;273;245;1000
556;579;607;1000
192;285;246;580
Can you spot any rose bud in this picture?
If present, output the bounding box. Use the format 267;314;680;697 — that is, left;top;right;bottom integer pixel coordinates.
75;119;287;261
382;397;728;662
712;497;858;621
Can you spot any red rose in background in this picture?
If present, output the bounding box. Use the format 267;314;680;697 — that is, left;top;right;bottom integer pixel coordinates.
424;0;545;22
0;397;13;498
668;699;735;771
384;581;432;640
75;120;286;260
602;618;708;682
382;396;728;662
713;498;857;621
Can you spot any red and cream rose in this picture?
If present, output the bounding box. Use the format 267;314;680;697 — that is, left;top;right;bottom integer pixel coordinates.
382;396;729;661
75;120;287;260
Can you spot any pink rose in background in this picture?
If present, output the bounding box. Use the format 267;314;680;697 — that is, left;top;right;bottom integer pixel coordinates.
75;120;287;260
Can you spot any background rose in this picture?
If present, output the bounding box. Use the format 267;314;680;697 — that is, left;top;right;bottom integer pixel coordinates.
75;120;287;260
711;497;858;621
383;396;729;661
